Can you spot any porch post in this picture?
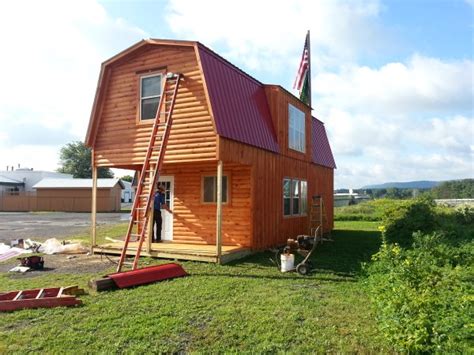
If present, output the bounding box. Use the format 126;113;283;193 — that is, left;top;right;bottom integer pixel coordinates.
146;165;154;253
91;156;97;253
216;160;223;263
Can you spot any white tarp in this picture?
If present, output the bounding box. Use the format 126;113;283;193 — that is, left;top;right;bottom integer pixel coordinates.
0;243;31;262
39;238;88;255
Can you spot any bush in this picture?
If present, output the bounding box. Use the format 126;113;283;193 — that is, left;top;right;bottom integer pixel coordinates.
382;198;435;247
366;201;474;353
334;199;406;222
365;232;473;353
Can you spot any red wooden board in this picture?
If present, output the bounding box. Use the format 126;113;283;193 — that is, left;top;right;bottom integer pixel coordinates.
108;263;187;288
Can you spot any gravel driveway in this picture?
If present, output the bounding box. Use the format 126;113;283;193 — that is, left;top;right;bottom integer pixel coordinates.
0;211;129;244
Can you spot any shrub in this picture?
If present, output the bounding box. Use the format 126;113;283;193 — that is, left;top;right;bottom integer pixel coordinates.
334;199;406;222
382;198;435;247
365;232;473;353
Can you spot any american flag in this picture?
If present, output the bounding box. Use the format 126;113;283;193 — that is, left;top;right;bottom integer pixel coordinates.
293;35;309;91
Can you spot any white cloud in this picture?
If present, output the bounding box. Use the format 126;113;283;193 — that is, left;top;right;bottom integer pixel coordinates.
166;0;384;72
326;110;474;187
314;55;474;115
0;0;147;170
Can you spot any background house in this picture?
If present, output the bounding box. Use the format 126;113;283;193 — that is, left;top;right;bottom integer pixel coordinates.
121;180;134;203
33;178;124;212
0;167;72;193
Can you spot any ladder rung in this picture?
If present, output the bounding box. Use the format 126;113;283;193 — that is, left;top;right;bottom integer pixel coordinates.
132;220;146;224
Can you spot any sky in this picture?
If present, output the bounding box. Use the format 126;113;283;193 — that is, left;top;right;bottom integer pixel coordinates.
0;0;472;188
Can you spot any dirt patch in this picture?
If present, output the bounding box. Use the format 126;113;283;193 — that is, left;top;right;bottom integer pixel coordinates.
1;253;119;277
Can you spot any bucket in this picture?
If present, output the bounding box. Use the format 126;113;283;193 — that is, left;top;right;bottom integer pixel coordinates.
280;253;294;272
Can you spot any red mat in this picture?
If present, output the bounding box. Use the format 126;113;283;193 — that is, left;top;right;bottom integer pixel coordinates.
108;263;187;288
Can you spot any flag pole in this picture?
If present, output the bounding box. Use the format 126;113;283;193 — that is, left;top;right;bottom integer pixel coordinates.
307;30;312;110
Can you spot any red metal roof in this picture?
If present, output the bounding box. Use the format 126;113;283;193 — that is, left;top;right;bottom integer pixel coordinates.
198;44;280;153
312;118;336;169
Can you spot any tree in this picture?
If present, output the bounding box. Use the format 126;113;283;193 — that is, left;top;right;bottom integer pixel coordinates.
120;175;133;182
430;179;474;199
58;141;114;178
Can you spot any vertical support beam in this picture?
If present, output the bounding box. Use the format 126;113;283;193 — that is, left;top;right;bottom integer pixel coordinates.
216;160;223;263
91;153;97;253
146;165;155;253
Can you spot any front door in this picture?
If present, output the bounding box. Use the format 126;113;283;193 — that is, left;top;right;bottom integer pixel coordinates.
158;176;174;241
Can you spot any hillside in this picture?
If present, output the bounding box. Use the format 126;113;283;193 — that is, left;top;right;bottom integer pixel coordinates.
362;181;441;189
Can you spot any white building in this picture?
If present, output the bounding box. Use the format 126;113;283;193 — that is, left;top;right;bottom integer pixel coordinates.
334;189;371;207
121;180;134;203
0;168;72;193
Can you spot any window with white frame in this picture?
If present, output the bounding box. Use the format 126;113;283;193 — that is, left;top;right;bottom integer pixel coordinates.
288;104;306;153
202;176;228;203
140;74;162;120
283;178;307;216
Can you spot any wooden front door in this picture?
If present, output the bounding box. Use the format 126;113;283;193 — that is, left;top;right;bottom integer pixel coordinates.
158;176;174;241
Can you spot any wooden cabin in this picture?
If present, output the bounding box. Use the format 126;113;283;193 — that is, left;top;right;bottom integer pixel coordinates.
85;39;336;263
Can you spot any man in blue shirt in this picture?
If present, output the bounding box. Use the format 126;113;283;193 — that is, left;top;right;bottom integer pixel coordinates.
153;185;172;242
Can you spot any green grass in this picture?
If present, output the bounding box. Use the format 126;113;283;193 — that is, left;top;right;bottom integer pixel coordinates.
70;223;129;245
0;221;390;353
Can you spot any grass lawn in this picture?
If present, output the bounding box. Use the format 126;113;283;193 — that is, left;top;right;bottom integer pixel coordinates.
0;221;392;353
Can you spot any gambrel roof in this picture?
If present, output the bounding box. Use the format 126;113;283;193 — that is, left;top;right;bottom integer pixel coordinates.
85;39;336;169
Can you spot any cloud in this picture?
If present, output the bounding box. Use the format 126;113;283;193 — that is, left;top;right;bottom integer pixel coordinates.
314;55;474;115
0;0;147;170
326;110;474;187
165;0;384;72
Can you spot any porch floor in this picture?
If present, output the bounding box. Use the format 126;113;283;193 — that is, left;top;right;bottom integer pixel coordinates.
92;241;252;264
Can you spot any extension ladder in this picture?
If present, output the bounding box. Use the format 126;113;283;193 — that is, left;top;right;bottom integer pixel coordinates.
309;195;331;243
117;72;182;272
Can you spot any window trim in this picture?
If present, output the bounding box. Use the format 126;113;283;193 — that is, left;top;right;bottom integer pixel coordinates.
283;178;291;216
283;177;308;217
201;175;230;205
288;104;306;153
139;72;163;122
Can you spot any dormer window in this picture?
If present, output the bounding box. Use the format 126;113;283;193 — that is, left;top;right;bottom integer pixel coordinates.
288;104;305;153
140;74;162;120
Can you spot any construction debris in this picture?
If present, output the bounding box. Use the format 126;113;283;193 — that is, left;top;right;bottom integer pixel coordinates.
0;243;32;262
8;266;30;273
40;238;88;255
89;263;188;292
0;286;85;312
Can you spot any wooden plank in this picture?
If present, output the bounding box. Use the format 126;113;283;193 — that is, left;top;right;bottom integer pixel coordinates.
88;277;117;292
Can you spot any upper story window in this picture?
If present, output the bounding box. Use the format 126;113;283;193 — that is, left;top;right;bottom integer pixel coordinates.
288;104;306;153
140;74;162;120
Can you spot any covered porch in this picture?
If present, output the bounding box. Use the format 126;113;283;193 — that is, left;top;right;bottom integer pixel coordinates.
92;241;251;264
90;160;253;264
